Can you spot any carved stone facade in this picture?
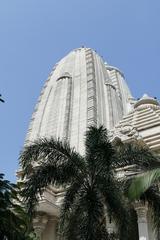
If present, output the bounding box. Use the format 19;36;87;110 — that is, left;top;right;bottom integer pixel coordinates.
111;94;160;154
134;202;150;240
23;48;160;239
25;47;133;153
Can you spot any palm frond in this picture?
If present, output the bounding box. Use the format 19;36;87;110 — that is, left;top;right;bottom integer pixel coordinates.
20;138;86;178
144;187;160;238
85;126;114;177
128;168;160;200
59;177;85;234
64;188;107;240
0;173;35;239
99;177;138;240
21;139;88;214
22;163;70;214
113;140;160;170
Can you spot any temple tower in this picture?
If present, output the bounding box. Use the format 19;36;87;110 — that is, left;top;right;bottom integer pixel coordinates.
25;47;133;153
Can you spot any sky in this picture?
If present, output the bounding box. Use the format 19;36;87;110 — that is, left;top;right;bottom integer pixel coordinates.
0;0;160;182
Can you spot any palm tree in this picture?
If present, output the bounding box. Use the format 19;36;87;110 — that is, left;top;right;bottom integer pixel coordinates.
126;168;160;238
113;140;160;238
20;126;138;240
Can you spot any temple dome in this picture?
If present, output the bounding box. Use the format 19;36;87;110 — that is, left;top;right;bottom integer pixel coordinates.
134;94;160;109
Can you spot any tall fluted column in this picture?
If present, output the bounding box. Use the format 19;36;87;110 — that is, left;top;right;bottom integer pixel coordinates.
135;202;149;240
33;213;48;240
44;216;58;240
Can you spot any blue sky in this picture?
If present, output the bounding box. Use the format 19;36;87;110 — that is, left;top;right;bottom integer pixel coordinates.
1;0;160;182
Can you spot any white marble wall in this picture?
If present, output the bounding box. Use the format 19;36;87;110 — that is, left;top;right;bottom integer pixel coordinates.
25;47;133;154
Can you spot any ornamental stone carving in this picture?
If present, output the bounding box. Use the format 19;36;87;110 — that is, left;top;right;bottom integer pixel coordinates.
134;202;149;240
109;124;140;142
33;213;48;239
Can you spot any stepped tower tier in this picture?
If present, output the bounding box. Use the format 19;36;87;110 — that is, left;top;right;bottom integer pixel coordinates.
110;94;160;154
25;47;133;153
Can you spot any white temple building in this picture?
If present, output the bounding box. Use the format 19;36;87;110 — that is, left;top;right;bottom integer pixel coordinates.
23;47;160;240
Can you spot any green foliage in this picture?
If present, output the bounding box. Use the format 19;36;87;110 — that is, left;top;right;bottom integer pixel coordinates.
144;187;160;238
116;139;160;238
127;167;160;238
0;173;36;240
128;168;160;200
113;139;160;170
21;126;140;240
